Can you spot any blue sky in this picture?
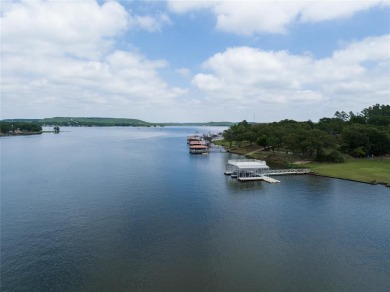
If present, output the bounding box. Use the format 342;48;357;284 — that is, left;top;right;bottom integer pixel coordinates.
2;0;389;122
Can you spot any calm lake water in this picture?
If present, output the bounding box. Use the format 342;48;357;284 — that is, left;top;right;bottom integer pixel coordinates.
1;127;389;291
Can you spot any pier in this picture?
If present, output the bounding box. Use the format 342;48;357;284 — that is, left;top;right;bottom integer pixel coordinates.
238;176;281;183
265;169;311;175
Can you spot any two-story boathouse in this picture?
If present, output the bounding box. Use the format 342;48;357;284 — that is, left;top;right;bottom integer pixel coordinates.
187;134;209;154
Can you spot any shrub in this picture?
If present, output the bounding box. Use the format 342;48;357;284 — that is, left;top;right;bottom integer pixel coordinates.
316;150;345;163
350;146;366;158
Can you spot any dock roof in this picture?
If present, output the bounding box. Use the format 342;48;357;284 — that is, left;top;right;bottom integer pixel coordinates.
190;145;209;149
190;140;206;145
227;159;269;169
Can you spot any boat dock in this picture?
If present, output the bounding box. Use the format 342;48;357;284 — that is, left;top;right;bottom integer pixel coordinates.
187;132;226;155
224;159;310;184
187;134;210;154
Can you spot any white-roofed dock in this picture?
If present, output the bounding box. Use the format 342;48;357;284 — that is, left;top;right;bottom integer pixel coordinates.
224;159;310;183
224;159;270;178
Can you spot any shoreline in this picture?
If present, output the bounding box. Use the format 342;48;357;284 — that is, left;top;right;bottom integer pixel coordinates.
0;132;42;137
309;173;390;187
224;146;389;187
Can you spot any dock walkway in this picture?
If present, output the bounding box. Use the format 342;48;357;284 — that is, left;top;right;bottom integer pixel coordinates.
266;169;311;175
238;176;280;183
225;168;311;184
225;169;311;176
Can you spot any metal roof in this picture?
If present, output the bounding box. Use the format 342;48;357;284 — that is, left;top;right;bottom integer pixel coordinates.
190;145;209;149
227;159;269;169
190;141;206;145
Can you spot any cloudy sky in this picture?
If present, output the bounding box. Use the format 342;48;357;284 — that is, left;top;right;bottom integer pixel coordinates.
1;0;389;122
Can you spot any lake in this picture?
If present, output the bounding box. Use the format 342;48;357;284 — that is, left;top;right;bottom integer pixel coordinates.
1;127;389;291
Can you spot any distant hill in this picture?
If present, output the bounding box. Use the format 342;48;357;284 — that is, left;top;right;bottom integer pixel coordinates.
40;117;151;127
1;117;233;127
2;119;41;123
160;122;234;127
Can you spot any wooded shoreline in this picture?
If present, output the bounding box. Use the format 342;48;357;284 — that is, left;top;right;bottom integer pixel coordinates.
224;145;390;186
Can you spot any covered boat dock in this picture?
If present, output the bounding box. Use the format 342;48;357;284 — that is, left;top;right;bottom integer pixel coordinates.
224;159;311;183
224;159;271;180
189;145;209;154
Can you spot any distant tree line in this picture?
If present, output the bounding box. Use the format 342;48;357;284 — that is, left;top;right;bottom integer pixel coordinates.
0;122;42;134
2;117;235;127
223;104;390;162
39;117;151;127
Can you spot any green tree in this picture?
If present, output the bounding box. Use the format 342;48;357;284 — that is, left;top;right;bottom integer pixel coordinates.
0;122;12;133
317;117;345;135
367;127;390;156
334;111;350;121
342;124;370;156
361;104;390;126
300;129;336;158
223;128;235;148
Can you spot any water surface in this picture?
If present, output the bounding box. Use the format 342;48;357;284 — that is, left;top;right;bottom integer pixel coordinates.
2;127;389;291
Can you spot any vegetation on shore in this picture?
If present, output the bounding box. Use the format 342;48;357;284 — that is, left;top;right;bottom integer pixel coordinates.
0;122;42;136
214;141;390;184
218;104;390;184
222;104;389;159
305;159;390;184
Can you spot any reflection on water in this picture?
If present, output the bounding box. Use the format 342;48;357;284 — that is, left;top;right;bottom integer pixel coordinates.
2;127;389;291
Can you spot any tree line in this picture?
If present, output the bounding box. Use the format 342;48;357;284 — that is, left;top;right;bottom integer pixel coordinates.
223;104;390;162
0;122;42;134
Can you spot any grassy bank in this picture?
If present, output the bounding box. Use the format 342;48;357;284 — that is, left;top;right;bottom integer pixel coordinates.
305;159;390;185
214;140;390;185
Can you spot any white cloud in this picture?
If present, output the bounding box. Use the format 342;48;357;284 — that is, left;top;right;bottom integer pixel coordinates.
299;1;382;23
192;35;390;114
167;1;216;13
168;0;388;35
1;0;184;119
2;0;128;58
129;13;172;32
176;68;191;77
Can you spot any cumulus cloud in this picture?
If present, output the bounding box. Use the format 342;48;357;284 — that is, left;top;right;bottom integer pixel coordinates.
167;1;216;13
1;0;183;118
2;0;128;58
176;68;191;77
129;13;172;32
192;35;390;110
168;0;388;35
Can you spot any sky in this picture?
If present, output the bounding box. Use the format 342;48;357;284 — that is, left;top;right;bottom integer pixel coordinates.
1;0;389;123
